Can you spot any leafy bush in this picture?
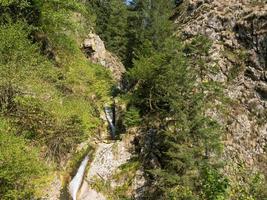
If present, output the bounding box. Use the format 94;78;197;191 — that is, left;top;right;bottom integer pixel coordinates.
0;3;112;165
0;22;42;86
0;0;35;24
229;165;267;200
200;165;229;200
0;0;115;197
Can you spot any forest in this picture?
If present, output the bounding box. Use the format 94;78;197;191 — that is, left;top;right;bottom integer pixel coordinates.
0;0;266;199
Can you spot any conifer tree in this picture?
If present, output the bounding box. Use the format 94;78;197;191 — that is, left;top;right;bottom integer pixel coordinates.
130;37;227;200
89;0;129;63
125;0;175;67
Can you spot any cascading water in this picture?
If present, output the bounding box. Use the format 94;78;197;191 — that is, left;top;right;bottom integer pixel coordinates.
68;106;116;199
69;155;89;200
104;106;116;139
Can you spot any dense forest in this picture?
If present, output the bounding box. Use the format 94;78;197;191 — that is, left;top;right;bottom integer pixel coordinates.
0;0;266;199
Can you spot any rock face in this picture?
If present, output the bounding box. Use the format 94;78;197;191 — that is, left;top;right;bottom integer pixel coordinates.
175;0;267;170
87;142;132;181
82;33;126;81
78;134;136;200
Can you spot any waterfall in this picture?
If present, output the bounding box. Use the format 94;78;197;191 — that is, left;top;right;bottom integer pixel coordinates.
104;106;116;139
68;105;115;199
69;155;89;200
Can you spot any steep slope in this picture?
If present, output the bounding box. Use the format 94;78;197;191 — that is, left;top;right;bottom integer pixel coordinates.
56;32;128;200
0;1;125;199
175;0;267;170
82;33;126;82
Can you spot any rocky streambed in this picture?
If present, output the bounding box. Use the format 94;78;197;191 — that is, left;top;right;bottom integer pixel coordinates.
65;102;144;200
78;139;133;200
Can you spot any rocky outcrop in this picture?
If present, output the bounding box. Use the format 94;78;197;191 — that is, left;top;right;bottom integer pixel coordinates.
82;33;126;81
175;0;267;170
78;135;134;200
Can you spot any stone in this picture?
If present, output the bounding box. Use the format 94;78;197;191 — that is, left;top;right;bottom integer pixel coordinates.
174;0;267;168
245;66;261;81
82;33;126;81
78;134;136;199
256;82;267;100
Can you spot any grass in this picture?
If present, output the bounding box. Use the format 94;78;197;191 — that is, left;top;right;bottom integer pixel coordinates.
0;18;114;199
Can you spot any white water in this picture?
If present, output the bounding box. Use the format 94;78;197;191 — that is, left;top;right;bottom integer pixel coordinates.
104;106;115;139
68;107;115;199
69;155;89;200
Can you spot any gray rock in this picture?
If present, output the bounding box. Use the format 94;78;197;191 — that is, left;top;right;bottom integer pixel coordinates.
175;0;267;168
82;33;126;81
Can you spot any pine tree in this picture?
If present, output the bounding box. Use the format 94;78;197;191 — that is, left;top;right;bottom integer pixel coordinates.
129;37;227;199
89;0;129;63
125;0;175;67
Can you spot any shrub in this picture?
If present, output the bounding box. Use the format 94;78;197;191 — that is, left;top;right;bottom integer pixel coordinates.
11;96;85;163
200;165;229;200
0;119;48;199
123;106;141;128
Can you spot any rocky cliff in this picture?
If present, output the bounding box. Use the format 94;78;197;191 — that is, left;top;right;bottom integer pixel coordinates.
175;0;267;172
82;33;126;82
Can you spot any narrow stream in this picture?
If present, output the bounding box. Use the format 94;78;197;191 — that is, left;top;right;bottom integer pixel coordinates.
68;106;116;199
104;106;116;139
68;156;89;200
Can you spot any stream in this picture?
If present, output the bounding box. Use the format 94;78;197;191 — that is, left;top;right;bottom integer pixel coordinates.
68;105;116;200
69;156;89;200
104;106;116;139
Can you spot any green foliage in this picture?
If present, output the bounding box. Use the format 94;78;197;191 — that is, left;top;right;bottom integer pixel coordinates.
222;48;247;81
124;106;141;128
129;38;188;112
0;22;111;164
128;31;266;199
0;0;113;157
1;1;265;199
90;0;175;67
228;164;267;200
0;0;34;24
0;22;42;86
125;0;175;66
0;0;113;198
36;0;86;48
0;119;49;199
200;166;229;200
10;96;85;162
89;0;129;62
129;35;225;199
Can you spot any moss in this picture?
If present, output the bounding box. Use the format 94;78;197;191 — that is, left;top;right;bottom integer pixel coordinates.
222;47;248;81
91;177;111;195
112;158;140;181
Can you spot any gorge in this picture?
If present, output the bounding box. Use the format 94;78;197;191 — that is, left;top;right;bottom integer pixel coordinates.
0;0;266;200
